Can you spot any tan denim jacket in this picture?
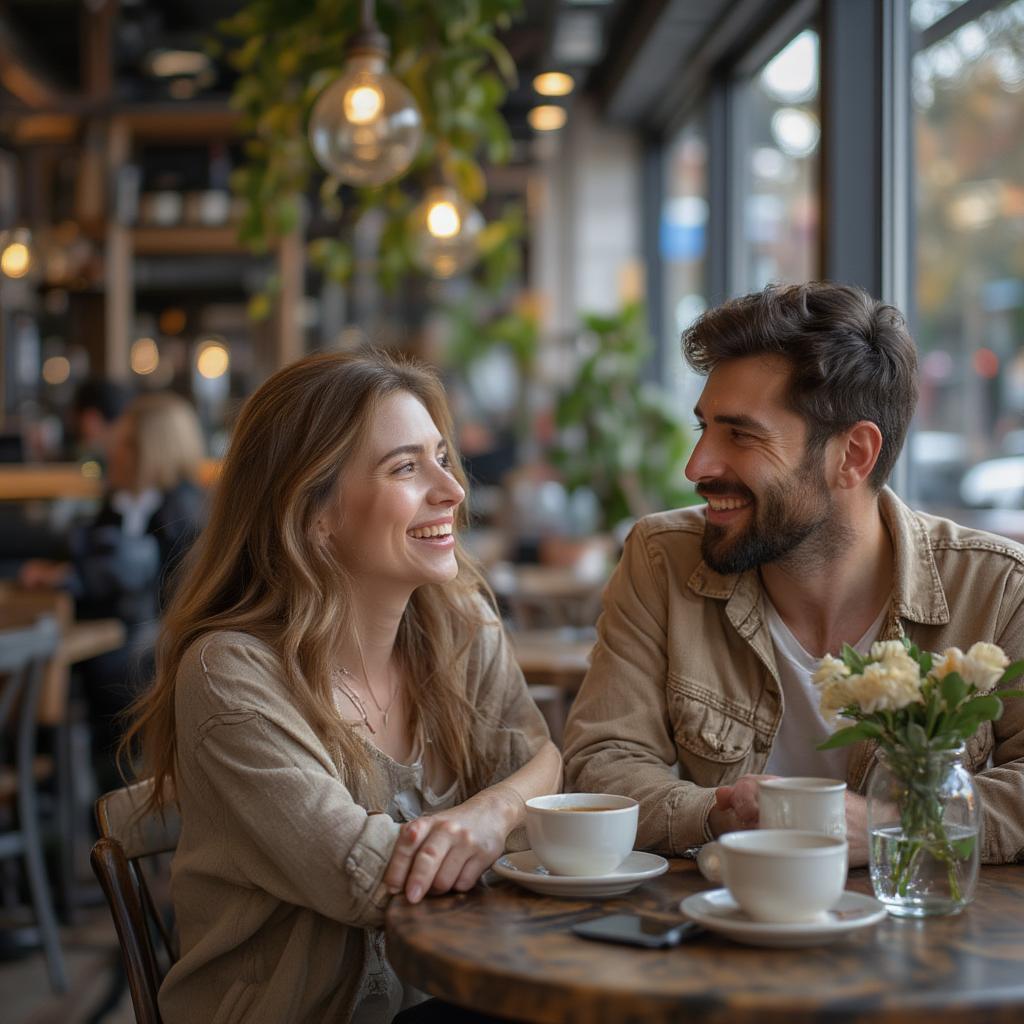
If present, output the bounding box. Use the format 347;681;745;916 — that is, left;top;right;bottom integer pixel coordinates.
159;600;549;1024
563;489;1024;864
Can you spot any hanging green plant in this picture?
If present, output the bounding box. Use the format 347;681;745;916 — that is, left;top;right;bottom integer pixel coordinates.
217;0;526;307
550;303;699;532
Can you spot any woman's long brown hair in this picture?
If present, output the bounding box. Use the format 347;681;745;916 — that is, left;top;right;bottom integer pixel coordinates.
123;350;492;813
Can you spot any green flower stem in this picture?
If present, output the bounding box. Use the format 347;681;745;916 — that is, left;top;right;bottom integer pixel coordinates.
886;749;966;902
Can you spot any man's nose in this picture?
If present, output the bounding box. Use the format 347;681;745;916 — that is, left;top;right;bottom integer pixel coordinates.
684;432;721;483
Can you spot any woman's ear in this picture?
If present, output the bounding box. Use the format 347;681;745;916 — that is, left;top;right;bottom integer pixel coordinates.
834;420;883;489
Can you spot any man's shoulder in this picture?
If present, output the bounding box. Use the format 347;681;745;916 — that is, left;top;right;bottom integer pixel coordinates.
914;507;1024;569
632;504;707;543
623;506;708;580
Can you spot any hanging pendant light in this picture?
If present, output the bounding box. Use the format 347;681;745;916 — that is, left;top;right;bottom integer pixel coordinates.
308;0;423;187
408;185;484;279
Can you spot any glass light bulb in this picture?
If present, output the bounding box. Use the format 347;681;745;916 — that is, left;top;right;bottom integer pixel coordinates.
409;187;484;278
309;54;423;187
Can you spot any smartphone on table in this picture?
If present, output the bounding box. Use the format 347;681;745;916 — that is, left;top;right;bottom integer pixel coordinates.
571;913;704;949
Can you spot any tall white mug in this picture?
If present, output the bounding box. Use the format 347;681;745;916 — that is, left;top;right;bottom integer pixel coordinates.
758;777;847;839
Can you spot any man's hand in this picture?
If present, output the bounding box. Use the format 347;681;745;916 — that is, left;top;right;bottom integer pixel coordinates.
710;774;779;834
382;789;520;904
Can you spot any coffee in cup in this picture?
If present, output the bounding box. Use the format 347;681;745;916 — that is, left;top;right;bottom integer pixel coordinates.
758;777;847;838
696;830;847;923
525;794;638;876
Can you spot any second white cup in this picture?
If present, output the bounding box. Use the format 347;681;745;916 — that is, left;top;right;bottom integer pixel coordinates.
758;777;847;838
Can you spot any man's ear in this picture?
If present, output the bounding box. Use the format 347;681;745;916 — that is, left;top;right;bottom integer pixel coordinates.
834;421;883;489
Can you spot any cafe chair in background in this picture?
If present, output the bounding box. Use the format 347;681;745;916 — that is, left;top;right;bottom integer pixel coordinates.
0;615;68;992
91;778;180;1024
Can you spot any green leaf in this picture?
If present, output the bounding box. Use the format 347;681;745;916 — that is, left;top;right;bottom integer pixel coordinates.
1000;660;1024;684
840;643;866;674
962;693;1003;723
817;722;878;750
941;672;969;710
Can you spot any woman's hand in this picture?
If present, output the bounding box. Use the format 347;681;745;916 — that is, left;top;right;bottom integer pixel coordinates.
18;560;72;589
383;787;520;904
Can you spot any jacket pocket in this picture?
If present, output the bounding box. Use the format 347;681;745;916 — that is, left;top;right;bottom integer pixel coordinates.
667;675;755;764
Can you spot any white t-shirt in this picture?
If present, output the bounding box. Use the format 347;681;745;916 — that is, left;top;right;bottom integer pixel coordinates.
763;600;888;779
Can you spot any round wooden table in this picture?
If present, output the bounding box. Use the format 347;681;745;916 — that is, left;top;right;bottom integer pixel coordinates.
385;859;1024;1023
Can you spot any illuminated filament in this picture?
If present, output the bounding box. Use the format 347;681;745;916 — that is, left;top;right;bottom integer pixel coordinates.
426;200;461;239
1;242;31;278
344;84;384;125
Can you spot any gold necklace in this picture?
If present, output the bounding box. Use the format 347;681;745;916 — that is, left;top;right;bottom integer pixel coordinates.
336;664;400;731
333;671;376;734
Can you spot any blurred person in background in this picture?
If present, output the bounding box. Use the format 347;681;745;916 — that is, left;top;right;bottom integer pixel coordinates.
69;376;132;470
21;392;207;789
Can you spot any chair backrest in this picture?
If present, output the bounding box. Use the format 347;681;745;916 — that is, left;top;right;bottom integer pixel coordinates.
92;778;181;1024
0;617;60;773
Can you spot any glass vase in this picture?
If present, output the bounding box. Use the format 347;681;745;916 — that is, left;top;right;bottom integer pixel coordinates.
866;746;981;917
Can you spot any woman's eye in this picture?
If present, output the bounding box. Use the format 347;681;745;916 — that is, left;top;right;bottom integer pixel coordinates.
692;422;706;434
394;461;415;474
438;452;451;468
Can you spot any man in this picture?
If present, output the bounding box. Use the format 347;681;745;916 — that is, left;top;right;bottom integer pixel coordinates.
562;282;1024;865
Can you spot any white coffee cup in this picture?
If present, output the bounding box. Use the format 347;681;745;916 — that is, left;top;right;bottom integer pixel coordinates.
758;777;847;838
696;830;848;923
525;793;638;876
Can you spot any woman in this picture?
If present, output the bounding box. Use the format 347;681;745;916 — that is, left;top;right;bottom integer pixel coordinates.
21;391;206;789
125;351;561;1024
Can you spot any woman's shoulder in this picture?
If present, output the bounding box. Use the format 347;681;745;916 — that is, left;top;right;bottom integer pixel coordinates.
176;629;290;718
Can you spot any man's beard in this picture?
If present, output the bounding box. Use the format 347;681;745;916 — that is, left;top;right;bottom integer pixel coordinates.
700;454;850;575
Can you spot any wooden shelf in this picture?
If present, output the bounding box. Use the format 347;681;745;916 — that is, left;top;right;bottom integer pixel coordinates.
113;106;242;141
131;225;250;256
0;460;221;501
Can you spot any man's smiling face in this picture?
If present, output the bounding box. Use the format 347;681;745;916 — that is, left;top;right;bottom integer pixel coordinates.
684;354;845;575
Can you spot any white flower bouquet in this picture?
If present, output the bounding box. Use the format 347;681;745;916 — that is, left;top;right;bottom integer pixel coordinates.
814;639;1024;903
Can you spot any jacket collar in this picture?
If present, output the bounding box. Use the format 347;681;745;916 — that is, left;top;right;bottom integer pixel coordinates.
686;487;950;628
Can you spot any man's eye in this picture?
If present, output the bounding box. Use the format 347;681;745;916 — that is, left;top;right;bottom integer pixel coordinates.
731;430;753;442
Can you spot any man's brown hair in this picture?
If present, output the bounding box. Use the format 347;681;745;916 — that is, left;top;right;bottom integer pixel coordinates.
682;282;918;489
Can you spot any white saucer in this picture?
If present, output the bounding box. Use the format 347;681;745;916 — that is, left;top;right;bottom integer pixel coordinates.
492;851;669;898
680;888;887;947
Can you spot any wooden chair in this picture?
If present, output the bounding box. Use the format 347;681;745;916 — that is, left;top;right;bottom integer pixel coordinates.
91;779;181;1024
0;615;68;992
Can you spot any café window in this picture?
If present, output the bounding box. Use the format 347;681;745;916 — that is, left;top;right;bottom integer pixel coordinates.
660;116;708;403
734;28;821;292
910;0;1024;511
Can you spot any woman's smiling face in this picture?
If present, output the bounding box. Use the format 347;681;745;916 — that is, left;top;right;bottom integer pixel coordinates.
322;390;466;598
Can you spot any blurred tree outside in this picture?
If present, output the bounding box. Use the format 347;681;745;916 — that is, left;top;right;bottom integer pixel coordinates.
913;0;1024;502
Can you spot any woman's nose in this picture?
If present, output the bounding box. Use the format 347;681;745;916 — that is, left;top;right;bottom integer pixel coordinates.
432;467;465;507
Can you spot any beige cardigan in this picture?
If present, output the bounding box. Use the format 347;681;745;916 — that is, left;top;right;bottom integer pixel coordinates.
159;606;549;1024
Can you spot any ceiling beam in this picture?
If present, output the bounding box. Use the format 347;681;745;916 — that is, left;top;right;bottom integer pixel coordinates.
0;13;66;107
